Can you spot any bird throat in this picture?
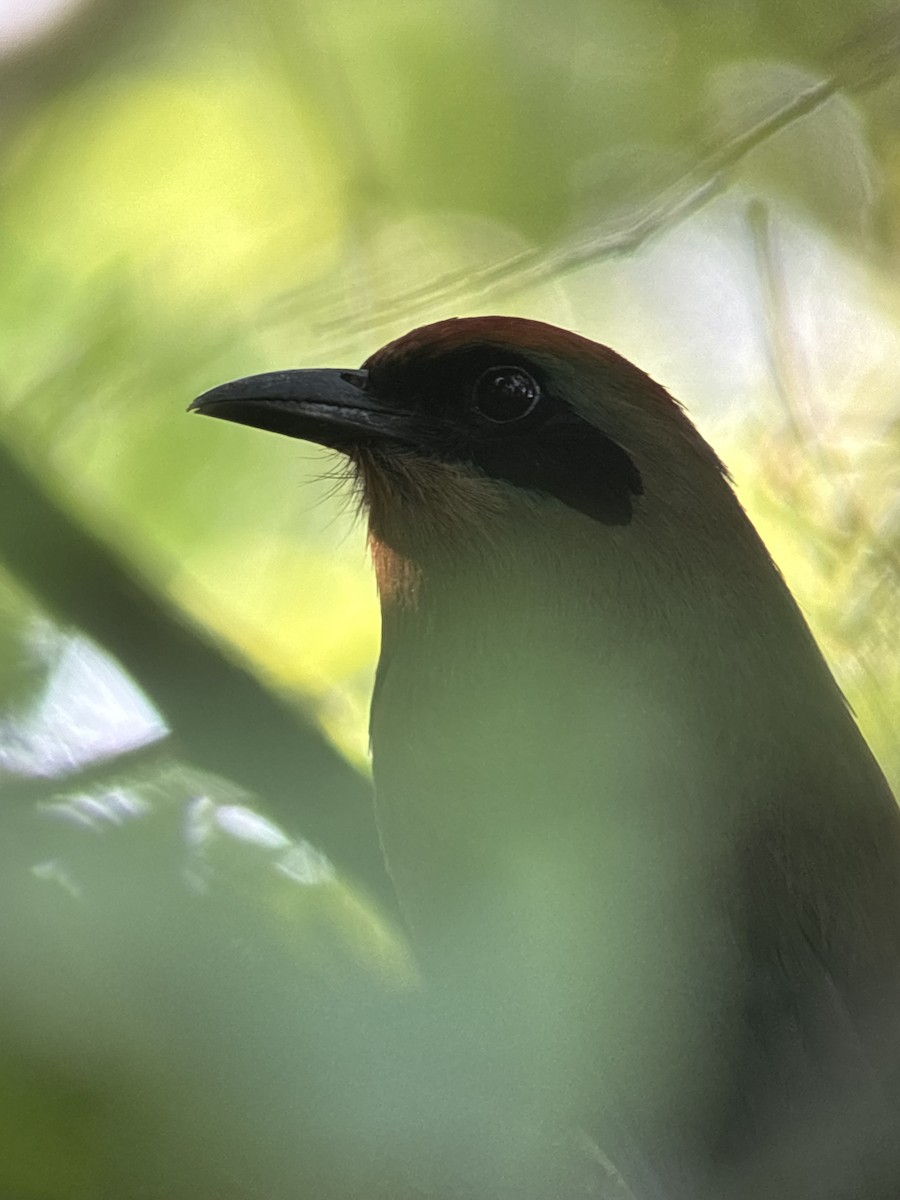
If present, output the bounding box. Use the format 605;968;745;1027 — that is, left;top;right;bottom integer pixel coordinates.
369;535;423;609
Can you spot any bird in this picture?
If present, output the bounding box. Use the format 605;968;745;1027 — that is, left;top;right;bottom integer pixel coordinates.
191;316;900;1199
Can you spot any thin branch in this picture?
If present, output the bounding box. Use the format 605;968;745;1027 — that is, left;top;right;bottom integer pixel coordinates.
0;439;396;914
294;11;900;347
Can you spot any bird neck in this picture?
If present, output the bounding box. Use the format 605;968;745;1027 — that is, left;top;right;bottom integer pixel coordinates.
369;487;823;690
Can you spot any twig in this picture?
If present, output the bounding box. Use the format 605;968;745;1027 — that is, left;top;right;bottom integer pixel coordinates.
290;11;900;347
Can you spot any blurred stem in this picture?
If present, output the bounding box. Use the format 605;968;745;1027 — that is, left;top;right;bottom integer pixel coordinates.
747;198;900;749
253;0;391;329
746;198;813;449
0;437;396;915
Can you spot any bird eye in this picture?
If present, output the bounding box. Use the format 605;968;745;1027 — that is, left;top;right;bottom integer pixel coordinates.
472;366;541;423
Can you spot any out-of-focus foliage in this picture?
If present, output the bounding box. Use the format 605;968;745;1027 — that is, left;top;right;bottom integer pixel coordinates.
1;0;899;1195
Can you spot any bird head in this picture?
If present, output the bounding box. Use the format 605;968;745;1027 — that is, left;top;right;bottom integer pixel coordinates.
190;317;734;590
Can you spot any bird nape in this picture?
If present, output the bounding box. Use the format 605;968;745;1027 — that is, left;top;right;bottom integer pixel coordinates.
191;316;900;1200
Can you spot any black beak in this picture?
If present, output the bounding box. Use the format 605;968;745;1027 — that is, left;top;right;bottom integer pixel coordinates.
189;368;411;451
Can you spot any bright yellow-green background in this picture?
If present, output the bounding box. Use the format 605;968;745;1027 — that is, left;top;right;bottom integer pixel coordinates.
1;1;899;1195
